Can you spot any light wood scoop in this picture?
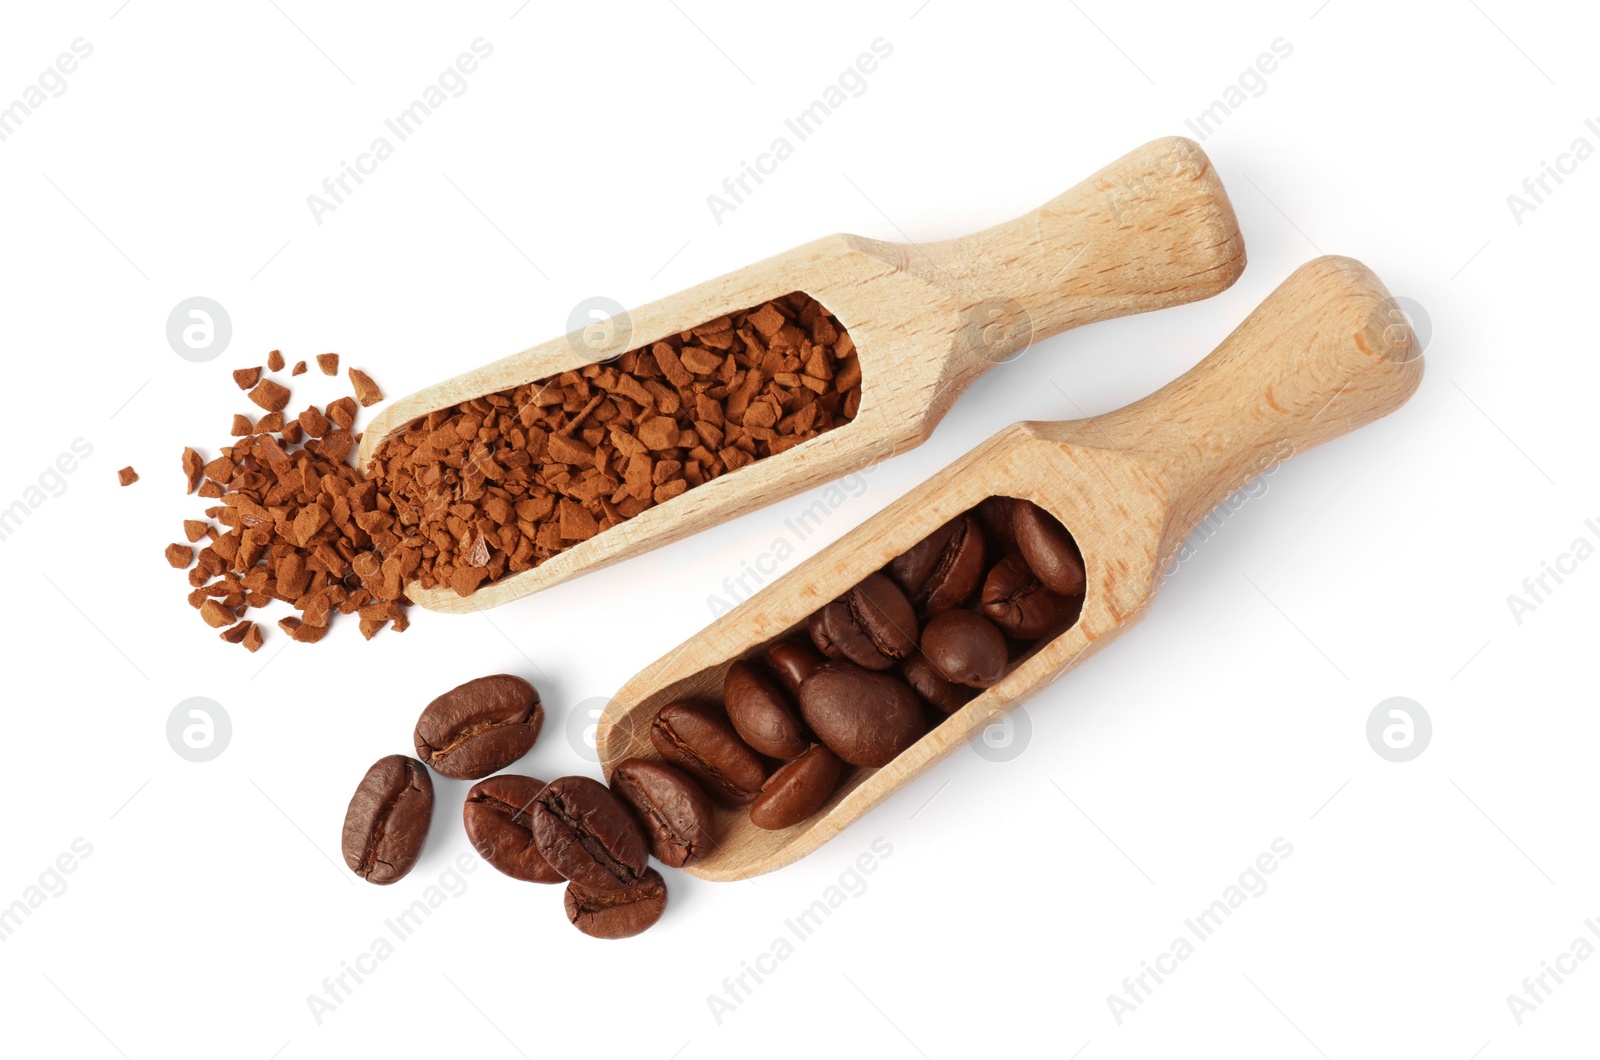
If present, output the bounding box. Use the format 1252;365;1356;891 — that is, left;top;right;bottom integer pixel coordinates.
596;256;1424;881
359;136;1244;612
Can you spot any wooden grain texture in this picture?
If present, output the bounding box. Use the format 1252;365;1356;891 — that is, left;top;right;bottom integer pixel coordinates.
358;136;1244;613
596;256;1424;882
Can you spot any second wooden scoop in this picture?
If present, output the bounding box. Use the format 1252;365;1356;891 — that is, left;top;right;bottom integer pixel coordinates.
359;136;1243;612
596;256;1424;881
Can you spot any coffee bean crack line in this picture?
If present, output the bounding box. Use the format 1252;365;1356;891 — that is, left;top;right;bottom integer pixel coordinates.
419;713;532;762
656;726;739;795
359;763;427;877
545;792;642;886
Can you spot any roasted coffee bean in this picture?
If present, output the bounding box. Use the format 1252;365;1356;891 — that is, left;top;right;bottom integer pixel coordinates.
977;495;1022;553
921;611;1008;688
1014;501;1086;596
798;661;925;767
763;637;826;697
902;652;976;714
808;572;919;671
531;775;649;894
564;868;668;940
724;660;809;759
610;758;716;869
414;674;543;780
651;702;767;805
342;755;433;885
750;745;844;830
980;553;1081;638
463;774;563;883
889;513;986;614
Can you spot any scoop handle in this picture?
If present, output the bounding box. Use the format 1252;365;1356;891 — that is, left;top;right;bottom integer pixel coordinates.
907;136;1246;370
1078;255;1424;564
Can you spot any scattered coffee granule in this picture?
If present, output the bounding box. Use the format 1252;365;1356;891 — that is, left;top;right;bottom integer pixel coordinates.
200;599;235;627
233;367;262;390
166;543;193;568
175;359;408;649
349;368;383;407
326;397;358;430
317;353;340;376
292;360;308;376
230;414;253;436
268;349;286;372
182;448;204;494
249;379;291;413
118;466;138;486
370;292;859;597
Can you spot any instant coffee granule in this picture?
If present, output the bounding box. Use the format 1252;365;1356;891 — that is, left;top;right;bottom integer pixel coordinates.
369;292;859;598
173;295;856;642
174;355;411;650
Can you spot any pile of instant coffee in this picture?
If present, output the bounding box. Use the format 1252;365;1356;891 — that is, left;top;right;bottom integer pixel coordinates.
166;293;860;649
341;497;1084;941
163;351;409;651
366;292;859;598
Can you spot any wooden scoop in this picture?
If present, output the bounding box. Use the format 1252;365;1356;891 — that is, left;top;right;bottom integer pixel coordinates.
595;256;1424;882
359;136;1244;612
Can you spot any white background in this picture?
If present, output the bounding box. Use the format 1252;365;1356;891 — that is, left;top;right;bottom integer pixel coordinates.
0;1;1594;1056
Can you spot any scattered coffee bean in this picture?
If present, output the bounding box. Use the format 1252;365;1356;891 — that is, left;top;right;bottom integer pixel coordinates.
531;775;650;894
651;702;767;805
902;653;976;714
808;572;919;670
724;660;809;759
889;513;986;614
750;745;844;830
414;674;543;779
463;774;564;883
920;611;1008;688
610;758;716;869
564;867;668;940
980;553;1080;638
763;637;825;696
798;661;925;767
1014;499;1086;596
341;755;433;885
